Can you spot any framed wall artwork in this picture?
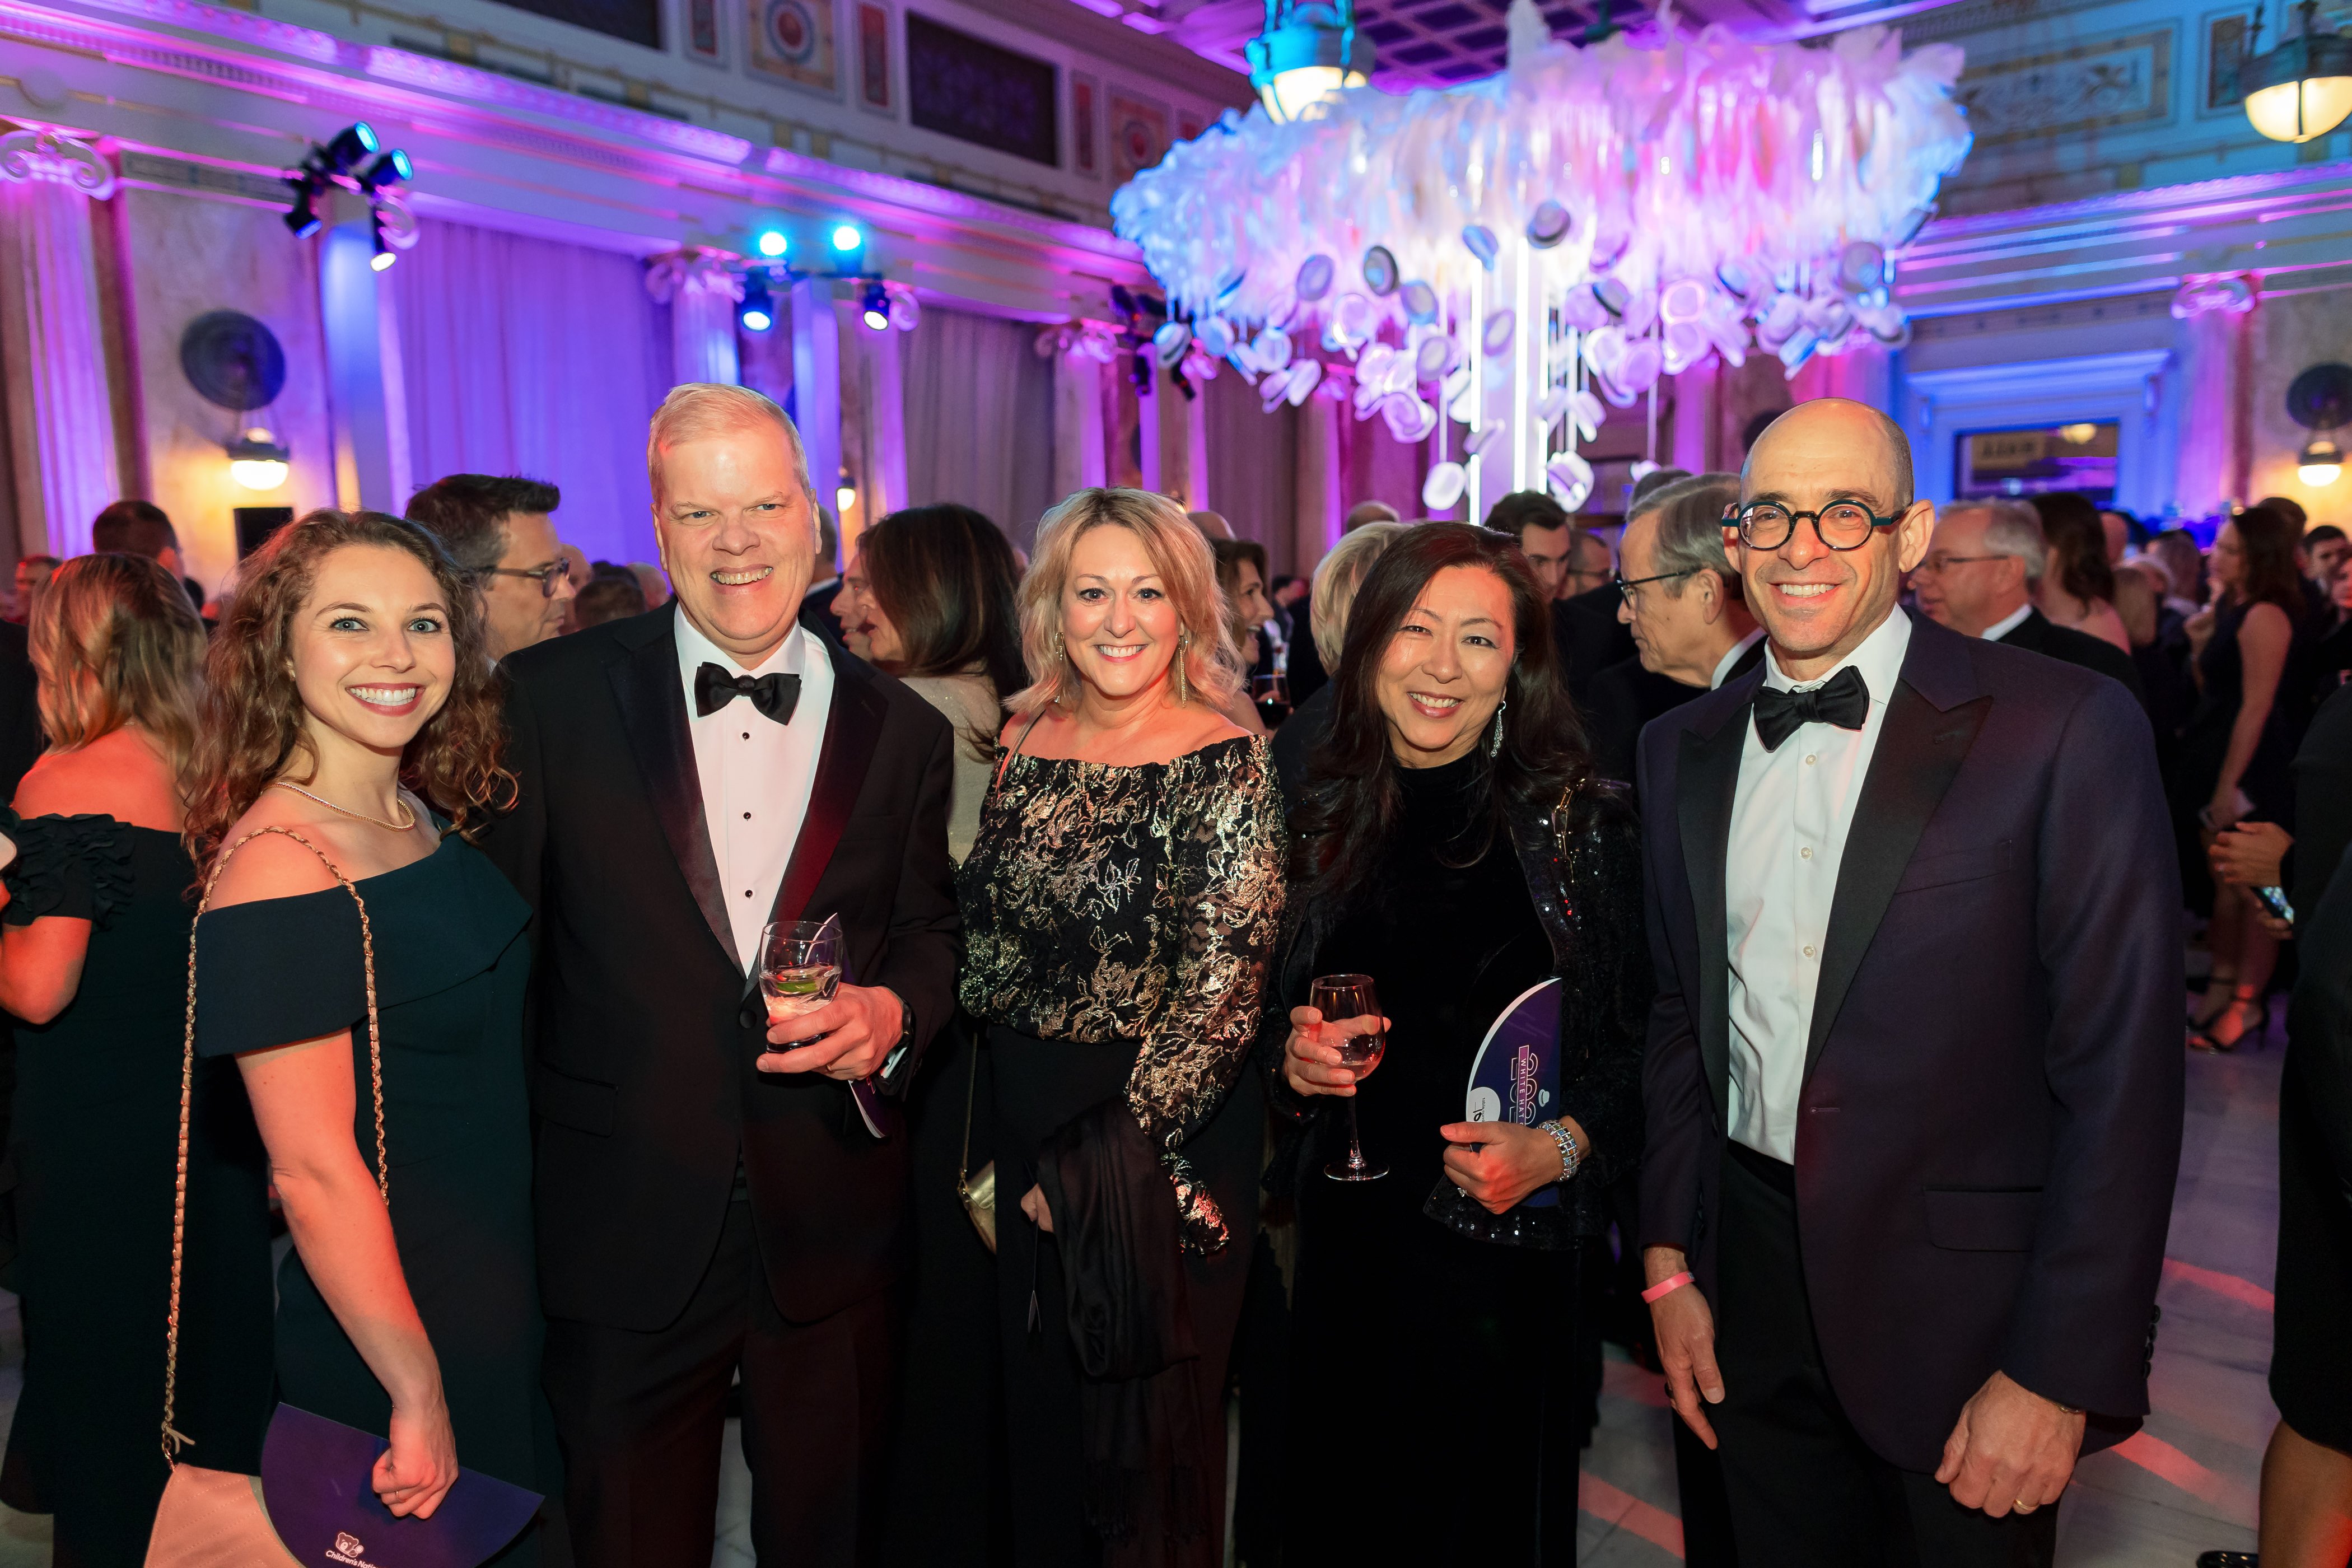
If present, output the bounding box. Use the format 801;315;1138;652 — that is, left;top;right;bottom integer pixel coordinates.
1952;27;2173;146
857;0;892;111
2200;7;2253;115
748;0;839;96
1108;89;1169;185
684;0;725;66
1072;71;1099;177
906;13;1059;165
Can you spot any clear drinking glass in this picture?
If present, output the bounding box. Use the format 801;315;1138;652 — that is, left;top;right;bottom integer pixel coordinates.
1312;973;1387;1182
759;919;842;1029
1252;673;1293;729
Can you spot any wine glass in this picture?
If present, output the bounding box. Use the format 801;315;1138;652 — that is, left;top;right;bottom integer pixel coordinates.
1252;673;1293;729
759;919;842;1033
1312;973;1386;1182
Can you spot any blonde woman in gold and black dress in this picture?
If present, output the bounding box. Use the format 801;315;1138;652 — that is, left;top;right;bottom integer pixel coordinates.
957;488;1285;1568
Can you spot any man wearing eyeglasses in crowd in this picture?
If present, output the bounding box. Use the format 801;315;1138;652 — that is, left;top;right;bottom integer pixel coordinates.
1635;398;2181;1565
1910;496;2146;711
407;473;580;659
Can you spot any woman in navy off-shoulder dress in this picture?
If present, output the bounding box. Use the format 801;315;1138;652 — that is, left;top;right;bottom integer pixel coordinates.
184;509;562;1564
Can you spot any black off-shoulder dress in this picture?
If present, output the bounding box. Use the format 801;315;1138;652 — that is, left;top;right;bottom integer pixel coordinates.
193;830;562;1566
0;813;274;1567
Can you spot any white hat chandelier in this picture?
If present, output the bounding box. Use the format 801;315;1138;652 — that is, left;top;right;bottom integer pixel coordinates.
1110;0;1972;513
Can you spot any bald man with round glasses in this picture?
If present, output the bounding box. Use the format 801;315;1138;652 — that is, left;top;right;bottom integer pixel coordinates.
1636;399;2181;1565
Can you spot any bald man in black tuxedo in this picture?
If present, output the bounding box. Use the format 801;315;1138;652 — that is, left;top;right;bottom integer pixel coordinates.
1639;401;2181;1565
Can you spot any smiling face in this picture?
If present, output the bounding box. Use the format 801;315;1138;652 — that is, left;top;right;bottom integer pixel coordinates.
1061;523;1182;704
1229;558;1272;632
1734;400;1933;682
1373;564;1515;768
289;543;454;762
653;422;816;668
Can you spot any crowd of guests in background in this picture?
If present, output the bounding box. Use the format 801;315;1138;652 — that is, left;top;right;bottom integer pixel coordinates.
0;386;2343;1568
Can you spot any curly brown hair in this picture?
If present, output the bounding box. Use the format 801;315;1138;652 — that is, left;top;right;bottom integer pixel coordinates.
184;509;516;863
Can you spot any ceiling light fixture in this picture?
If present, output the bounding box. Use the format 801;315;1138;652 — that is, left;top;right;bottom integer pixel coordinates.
227;427;291;491
1245;0;1373;124
2242;0;2352;142
2299;435;2344;486
861;281;891;332
738;272;776;333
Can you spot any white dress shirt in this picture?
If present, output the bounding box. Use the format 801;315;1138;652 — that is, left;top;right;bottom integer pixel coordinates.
1980;601;2034;642
676;614;833;973
1722;608;1913;1164
1710;627;1767;690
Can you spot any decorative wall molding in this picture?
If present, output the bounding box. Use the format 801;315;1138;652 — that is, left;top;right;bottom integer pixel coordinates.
0;128;116;197
2171;273;2256;318
361;45;755;165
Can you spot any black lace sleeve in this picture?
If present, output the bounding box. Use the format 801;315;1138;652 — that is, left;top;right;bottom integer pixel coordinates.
0;811;136;930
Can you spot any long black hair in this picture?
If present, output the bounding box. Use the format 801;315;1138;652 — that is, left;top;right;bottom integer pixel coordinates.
860;503;1025;754
1295;522;1589;916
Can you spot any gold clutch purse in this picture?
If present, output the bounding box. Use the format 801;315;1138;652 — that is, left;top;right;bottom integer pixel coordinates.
956;1038;997;1253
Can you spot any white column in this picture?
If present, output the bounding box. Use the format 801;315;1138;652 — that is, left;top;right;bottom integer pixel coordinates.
1295;392;1340;575
1052;348;1106;500
1187;382;1211;514
1670;363;1716;475
790;278;841;519
0;130;120;559
646;250;741;388
2172;276;2256;515
320;224;414;512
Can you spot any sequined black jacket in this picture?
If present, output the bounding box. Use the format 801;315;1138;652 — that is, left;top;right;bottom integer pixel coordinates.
1261;778;1651;1248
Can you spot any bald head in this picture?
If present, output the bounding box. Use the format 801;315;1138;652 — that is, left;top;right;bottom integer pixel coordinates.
1743;399;1914;512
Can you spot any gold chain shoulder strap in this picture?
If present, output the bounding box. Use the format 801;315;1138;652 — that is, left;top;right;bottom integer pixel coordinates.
164;825;389;1465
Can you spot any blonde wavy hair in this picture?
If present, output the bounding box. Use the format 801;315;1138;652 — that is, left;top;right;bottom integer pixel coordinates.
29;552;205;780
1009;488;1241;715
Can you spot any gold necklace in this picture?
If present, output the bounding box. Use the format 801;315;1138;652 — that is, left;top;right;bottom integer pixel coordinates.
271;781;418;833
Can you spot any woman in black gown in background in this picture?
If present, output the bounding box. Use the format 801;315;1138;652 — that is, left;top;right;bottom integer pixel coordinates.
0;553;274;1566
1268;524;1649;1566
184;511;563;1562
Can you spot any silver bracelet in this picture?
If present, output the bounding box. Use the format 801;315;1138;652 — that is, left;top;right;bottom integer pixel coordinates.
1536;1120;1581;1183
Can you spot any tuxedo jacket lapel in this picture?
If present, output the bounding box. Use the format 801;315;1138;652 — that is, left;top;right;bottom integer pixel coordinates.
608;606;736;965
768;654;888;948
1804;626;1990;1081
1679;673;1756;1122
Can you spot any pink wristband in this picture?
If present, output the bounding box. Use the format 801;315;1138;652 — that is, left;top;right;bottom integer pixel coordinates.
1641;1271;1695;1304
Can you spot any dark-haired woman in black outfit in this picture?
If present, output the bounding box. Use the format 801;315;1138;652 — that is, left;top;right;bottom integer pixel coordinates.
1268;523;1649;1565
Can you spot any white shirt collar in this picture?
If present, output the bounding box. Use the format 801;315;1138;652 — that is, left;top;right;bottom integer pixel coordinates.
1762;601;1912;701
1978;600;2034;643
674;605;810;687
1711;627;1766;690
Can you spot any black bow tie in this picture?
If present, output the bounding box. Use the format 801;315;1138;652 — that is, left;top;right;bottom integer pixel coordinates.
694;663;801;724
1752;666;1870;752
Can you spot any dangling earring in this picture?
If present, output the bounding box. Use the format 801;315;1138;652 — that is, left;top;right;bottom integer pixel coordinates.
1172;628;1190;704
1053;631;1067;662
1488;696;1508;758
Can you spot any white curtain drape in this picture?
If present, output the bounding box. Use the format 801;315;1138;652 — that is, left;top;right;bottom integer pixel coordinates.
901;307;1056;548
389;218;671;563
1202;370;1300;573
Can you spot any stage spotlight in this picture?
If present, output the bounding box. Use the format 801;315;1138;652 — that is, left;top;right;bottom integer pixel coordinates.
830;222;862;253
739;273;776;333
861;281;890;332
358;148;413;194
283;180;322;238
369;209;398;270
325;122;379;175
757;228;789;258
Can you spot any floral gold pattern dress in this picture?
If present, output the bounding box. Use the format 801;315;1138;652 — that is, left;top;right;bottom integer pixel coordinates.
955;732;1285;1568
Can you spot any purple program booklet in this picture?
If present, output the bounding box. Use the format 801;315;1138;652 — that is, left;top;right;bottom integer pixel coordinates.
1462;977;1565;1210
261;1404;542;1568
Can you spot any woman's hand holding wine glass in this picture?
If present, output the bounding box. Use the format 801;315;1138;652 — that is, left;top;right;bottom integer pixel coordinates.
1281;1003;1389;1098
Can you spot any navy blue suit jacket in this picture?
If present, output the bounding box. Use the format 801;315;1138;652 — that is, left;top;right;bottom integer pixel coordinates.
1635;612;2183;1470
